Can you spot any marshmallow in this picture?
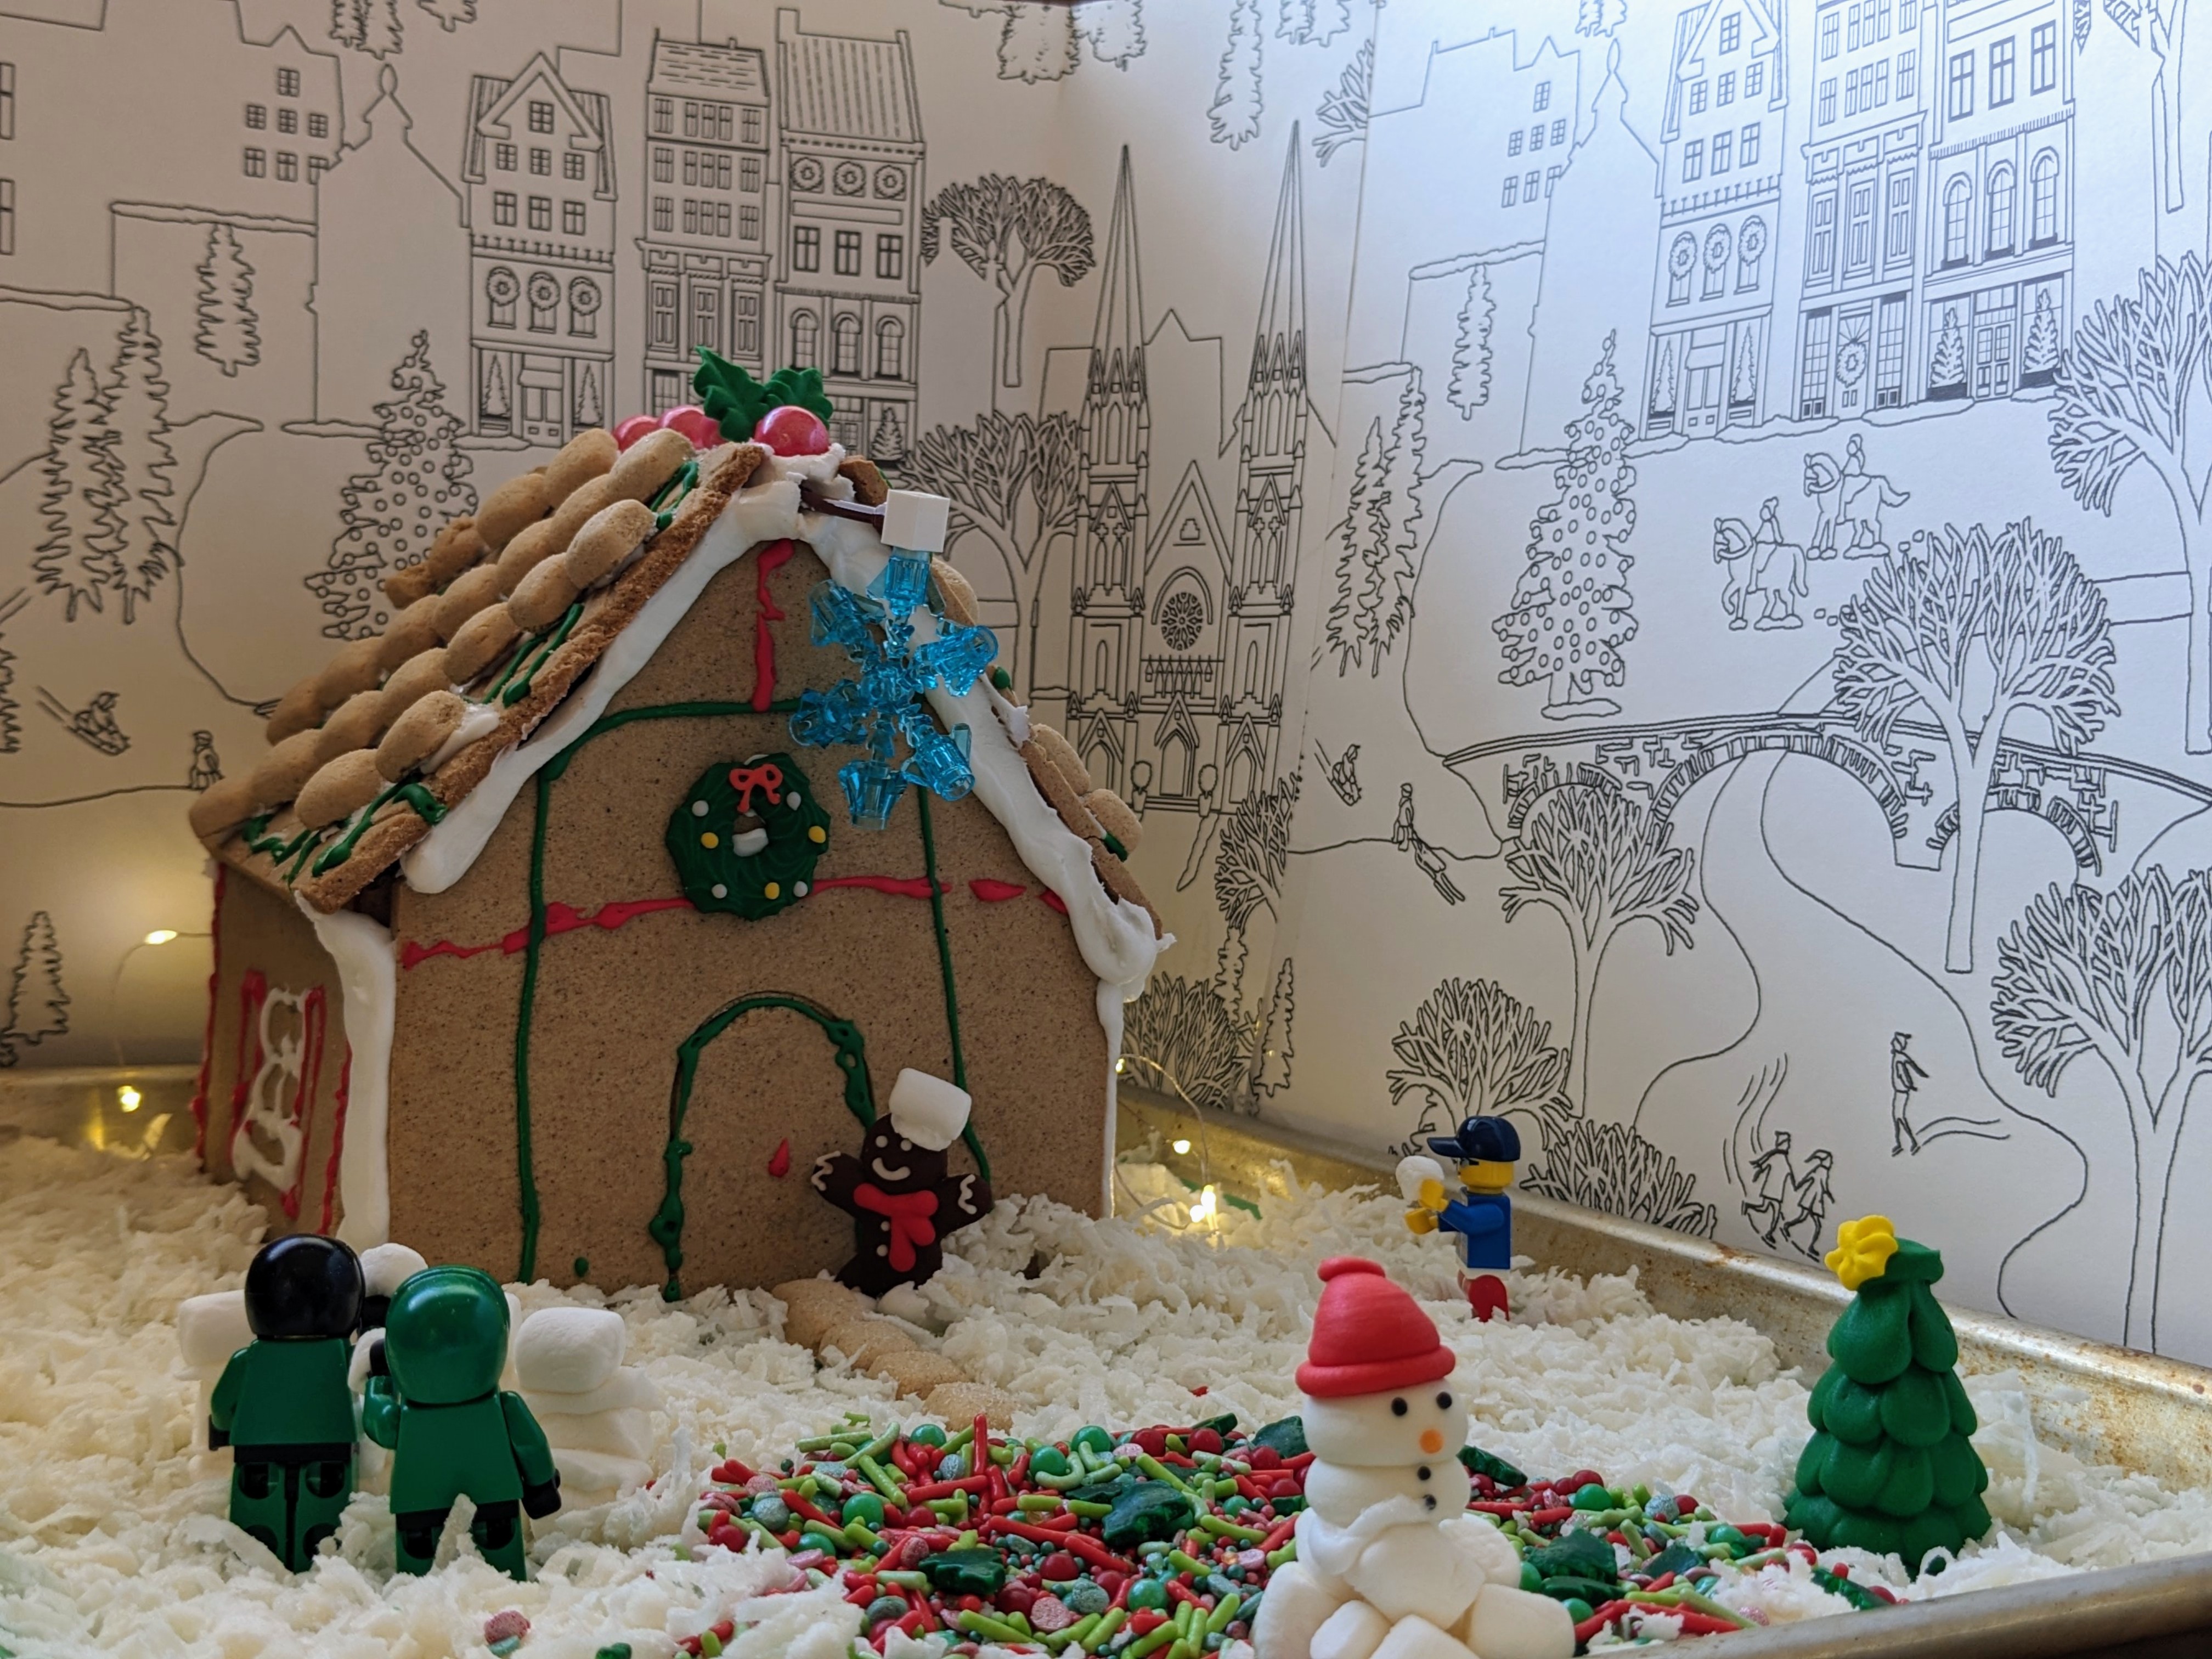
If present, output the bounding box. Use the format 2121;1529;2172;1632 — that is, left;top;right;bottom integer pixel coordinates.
359;1242;428;1299
535;1404;651;1462
514;1306;625;1394
1312;1601;1391;1659
178;1289;251;1373
1342;1519;1486;1630
1369;1616;1476;1659
1251;1561;1345;1659
1458;1584;1576;1659
521;1368;659;1417
551;1446;653;1497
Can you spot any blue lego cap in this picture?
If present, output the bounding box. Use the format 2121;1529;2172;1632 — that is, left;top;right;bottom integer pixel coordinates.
1426;1115;1521;1164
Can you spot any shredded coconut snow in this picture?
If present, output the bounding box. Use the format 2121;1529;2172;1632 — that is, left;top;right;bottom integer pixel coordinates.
5;1138;2210;1657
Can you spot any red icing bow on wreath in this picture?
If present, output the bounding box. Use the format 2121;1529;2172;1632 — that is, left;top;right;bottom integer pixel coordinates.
727;761;785;814
853;1183;940;1272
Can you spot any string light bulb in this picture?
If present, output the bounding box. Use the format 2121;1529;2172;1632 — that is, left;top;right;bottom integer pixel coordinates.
1171;1138;1192;1155
1189;1185;1218;1226
143;929;178;946
117;1085;142;1113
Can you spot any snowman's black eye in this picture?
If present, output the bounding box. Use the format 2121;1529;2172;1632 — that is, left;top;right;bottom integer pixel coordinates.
1391;1398;1408;1416
1437;1392;1453;1409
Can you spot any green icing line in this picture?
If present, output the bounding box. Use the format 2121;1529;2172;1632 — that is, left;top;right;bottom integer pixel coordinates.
309;781;447;878
512;769;552;1282
650;992;874;1300
501;602;586;707
650;458;701;531
916;791;989;1182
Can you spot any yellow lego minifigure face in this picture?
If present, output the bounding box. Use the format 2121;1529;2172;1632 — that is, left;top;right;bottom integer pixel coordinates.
1459;1159;1514;1193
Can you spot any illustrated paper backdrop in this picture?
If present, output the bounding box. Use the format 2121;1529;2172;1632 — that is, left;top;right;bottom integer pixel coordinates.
3;0;2210;1364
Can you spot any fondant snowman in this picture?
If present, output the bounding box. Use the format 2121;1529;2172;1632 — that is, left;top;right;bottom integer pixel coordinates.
811;1068;994;1296
1254;1258;1574;1659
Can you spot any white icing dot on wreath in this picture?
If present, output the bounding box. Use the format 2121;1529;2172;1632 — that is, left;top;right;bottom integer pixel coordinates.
711;884;727;899
786;793;800;808
794;881;809;897
691;800;708;816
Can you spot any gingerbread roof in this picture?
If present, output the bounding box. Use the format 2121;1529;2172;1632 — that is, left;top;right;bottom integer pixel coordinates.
190;428;1164;991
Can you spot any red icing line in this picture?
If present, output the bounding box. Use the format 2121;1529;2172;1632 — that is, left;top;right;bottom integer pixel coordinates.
225;968;269;1167
1039;890;1069;915
753;538;796;712
278;987;329;1221
767;1136;792;1178
810;875;940;899
969;879;1027;902
320;1046;351;1235
189;865;225;1166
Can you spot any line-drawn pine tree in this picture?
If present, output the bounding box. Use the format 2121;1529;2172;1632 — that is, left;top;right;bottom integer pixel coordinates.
1730;327;1760;410
103;307;178;624
997;3;1077;80
1649;336;1679;422
1325;417;1392;674
1312;36;1371;165
1577;0;1628;36
575;362;602;428
1211;0;1265;150
2020;289;2061;387
330;0;404;56
1080;0;1146;67
1251;955;1295;1098
415;0;477;28
307;331;476;639
33;349;125;622
1928;307;1967;399
0;911;69;1066
482;356;510;427
1832;519;2117;972
194;224;261;378
1494;331;1640;719
1448;264;1494;417
0;642;19;753
1276;0;1350;43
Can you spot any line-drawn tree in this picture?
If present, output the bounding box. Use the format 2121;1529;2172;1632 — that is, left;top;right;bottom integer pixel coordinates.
1213;771;1297;994
33;349;125;622
1494;331;1640;720
1500;776;1697;1113
1312;36;1371;165
307;331;476;639
1649;336;1679;424
901;409;1080;697
330;0;404;56
416;0;478;29
1277;0;1352;47
1386;977;1575;1154
195;224;261;379
0;911;69;1066
1928;307;1968;399
1211;0;1265;150
1833;519;2117;973
1522;1118;1717;1234
1992;866;2212;1351
2021;289;2061;387
1448;264;1494;417
996;3;1077;81
1326;420;1393;675
482;356;510;427
575;362;603;429
1577;0;1629;37
0;641;19;754
1081;0;1146;67
1122;973;1254;1113
1729;326;1759;410
2080;0;2189;220
2049;251;2212;753
1252;955;1294;1098
103;307;178;624
922;176;1094;396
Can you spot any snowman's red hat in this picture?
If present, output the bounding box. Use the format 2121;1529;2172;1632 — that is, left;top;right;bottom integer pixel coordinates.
1296;1256;1457;1398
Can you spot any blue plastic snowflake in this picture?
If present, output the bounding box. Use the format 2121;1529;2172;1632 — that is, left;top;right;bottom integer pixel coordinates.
789;554;1000;828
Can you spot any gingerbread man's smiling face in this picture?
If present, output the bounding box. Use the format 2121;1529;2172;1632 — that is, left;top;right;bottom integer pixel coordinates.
861;1121;940;1188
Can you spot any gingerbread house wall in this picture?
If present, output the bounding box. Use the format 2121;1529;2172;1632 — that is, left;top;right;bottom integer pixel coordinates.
380;538;1109;1293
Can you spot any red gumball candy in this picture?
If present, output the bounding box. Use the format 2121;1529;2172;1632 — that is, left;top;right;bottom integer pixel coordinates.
658;405;721;448
613;413;661;450
753;404;830;456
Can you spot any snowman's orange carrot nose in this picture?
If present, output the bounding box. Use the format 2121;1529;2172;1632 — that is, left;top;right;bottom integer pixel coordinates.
1420;1428;1444;1453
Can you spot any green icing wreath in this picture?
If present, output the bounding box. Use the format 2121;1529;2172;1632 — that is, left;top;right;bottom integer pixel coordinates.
666;752;832;921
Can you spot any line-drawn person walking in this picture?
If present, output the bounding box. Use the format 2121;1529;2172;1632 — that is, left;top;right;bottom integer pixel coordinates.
1391;781;1415;849
188;731;223;789
1780;1148;1834;1257
1741;1128;1795;1246
1890;1031;1928;1156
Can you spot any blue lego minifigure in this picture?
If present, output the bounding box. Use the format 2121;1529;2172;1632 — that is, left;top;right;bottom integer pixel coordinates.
1401;1115;1522;1322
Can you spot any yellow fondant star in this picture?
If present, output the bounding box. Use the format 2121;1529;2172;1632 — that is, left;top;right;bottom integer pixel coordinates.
1825;1215;1899;1291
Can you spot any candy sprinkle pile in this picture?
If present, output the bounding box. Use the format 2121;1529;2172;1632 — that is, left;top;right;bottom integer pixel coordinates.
682;1412;1883;1656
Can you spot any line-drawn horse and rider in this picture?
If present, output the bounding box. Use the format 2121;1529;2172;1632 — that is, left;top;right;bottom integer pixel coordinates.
1712;436;1910;632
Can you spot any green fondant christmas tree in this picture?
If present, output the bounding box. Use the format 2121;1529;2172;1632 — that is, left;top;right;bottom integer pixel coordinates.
1785;1215;1991;1571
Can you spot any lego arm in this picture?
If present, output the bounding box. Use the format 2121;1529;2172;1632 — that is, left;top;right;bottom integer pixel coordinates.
207;1346;250;1449
500;1391;563;1519
1440;1198;1506;1239
361;1367;402;1451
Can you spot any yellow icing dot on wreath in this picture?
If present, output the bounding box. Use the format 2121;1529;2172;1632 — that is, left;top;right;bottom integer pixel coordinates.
808;825;827;844
700;832;719;849
763;881;781;900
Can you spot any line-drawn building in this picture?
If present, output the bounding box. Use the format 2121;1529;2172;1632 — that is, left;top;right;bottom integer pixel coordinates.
1920;0;2072;399
1646;0;1789;436
462;52;617;445
639;33;774;412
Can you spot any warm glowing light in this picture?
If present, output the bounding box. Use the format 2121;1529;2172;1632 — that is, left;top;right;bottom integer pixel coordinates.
1171;1138;1192;1155
1188;1184;1219;1226
117;1086;142;1113
1114;1058;1126;1074
144;929;179;946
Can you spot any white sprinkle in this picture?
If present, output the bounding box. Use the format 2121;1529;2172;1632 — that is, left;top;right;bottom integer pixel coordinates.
787;793;800;808
710;884;727;899
692;801;708;816
794;882;809;897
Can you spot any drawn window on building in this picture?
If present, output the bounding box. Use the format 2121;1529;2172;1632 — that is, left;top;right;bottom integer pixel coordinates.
733;290;761;357
278;107;297;134
1712;129;1733;173
682;150;697;187
715;202;731;236
1948;50;1973;117
1875;0;1892;39
652;148;673;183
1874;57;1889;104
738;204;761;240
568;277;600;338
1799;309;1833;416
527;272;558;332
275;151;297;182
308;157;326;183
2;64;16;140
495;190;517;225
1899;0;1917;24
563;200;585;236
741;155;763;192
1875;293;1908;405
690;285;718;352
1990;36;2016;105
1943;175;1971;263
1525;168;1541;199
243;147;266;177
1986;162;2015;254
1885;170;1914;263
2031;149;2059;242
1845;176;1875;273
1897;48;1917;99
246;103;267;128
528;100;553;135
1094;640;1113;695
740;106;763;144
1547;166;1562;196
832;314;861;376
791;310;819;367
1534;80;1551;110
1820;5;1840;58
0;179;13;256
833;229;861;276
563;152;585;182
1502;176;1519;207
496;142;516;171
876;317;905;379
278;67;300;97
1848;0;1864;49
652;195;672;232
652;98;673;135
793;224;820;270
1551;119;1567;144
1819;77;1837;122
1844;65;1860;116
1702;223;1731;297
1530;123;1544;151
1718;70;1736;105
308;112;328;139
528;195;551;232
530;148;550;176
1741;122;1761;167
1737;216;1765;289
651;281;677;348
1721;12;1741;49
1683;139;1704;181
682;200;697;234
1690;79;1708;114
1808;190;1837;278
1668;232;1696;303
2032;21;2057;91
877;234;904;280
1746;59;1764;96
1509;129;1524;156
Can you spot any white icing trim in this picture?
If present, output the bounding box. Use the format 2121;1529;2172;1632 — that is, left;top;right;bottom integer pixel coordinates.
301;899;397;1250
1097;980;1124;1216
426;701;503;775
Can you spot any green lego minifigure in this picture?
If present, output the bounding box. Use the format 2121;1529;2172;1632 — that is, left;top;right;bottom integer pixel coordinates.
363;1265;561;1580
208;1234;364;1570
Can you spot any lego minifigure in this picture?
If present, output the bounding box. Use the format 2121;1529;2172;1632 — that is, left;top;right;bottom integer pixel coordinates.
207;1234;365;1570
1401;1115;1523;1322
362;1265;561;1579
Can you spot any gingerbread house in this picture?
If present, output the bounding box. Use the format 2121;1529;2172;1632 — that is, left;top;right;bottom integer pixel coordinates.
186;393;1169;1297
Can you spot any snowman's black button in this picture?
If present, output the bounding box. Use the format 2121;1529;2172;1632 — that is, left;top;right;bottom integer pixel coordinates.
1418;1466;1431;1480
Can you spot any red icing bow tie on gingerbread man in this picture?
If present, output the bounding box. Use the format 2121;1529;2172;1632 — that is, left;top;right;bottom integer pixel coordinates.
811;1069;994;1296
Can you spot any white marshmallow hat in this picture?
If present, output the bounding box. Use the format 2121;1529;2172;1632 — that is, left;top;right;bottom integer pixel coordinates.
885;1068;972;1153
